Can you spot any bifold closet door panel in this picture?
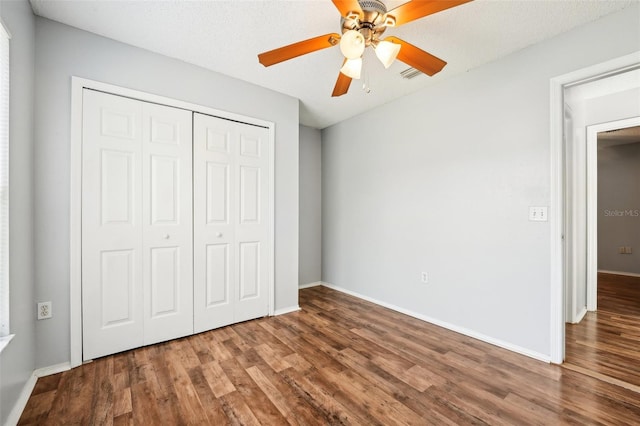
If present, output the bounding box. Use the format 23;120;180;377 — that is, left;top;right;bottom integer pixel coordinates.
141;102;194;346
193;113;235;332
234;122;270;323
193;113;270;333
82;90;194;360
82;90;145;360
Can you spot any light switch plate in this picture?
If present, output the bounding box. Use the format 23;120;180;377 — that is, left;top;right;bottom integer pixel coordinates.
529;206;548;222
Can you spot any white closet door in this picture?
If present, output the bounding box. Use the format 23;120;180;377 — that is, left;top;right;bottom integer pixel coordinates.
193;113;270;333
234;122;270;323
141;102;193;345
82;90;193;360
82;90;144;360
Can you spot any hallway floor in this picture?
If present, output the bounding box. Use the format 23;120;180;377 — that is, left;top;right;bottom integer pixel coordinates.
565;272;640;390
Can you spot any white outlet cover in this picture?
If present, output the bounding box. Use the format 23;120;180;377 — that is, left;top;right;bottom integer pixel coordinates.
529;206;548;222
37;302;52;320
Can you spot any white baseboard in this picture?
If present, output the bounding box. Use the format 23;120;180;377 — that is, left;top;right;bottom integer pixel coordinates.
5;373;37;426
35;362;71;378
298;281;322;289
273;306;301;316
4;362;72;426
321;282;551;364
0;334;14;354
572;306;588;324
598;270;640;278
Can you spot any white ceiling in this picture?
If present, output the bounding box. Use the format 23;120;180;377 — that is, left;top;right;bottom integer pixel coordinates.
29;0;637;129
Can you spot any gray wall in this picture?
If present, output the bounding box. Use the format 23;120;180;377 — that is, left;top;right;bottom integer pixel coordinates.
0;0;36;423
299;125;322;286
321;5;640;358
34;17;299;368
598;142;640;275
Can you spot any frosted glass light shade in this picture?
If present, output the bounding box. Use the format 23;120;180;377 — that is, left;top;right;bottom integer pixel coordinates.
339;30;365;59
340;58;362;79
375;40;401;68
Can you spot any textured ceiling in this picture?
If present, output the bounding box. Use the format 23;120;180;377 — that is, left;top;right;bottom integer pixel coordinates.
29;0;637;129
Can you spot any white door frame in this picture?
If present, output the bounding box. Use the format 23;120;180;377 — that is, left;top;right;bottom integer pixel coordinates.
586;117;640;311
70;77;276;368
549;51;640;364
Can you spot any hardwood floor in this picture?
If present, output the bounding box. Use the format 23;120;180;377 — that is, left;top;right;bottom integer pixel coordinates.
596;272;640;316
21;285;640;425
565;272;640;389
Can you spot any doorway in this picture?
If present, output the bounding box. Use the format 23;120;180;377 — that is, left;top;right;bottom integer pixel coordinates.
549;52;640;364
586;121;640;309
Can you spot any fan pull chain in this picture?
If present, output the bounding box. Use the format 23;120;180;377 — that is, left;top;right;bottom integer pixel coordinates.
362;57;372;94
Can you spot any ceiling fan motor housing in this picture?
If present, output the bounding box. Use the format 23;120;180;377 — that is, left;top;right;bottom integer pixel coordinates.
341;0;389;45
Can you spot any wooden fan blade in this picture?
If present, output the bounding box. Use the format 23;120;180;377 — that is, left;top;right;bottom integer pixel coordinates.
387;0;473;27
384;36;446;76
331;0;363;18
258;33;340;67
332;71;352;97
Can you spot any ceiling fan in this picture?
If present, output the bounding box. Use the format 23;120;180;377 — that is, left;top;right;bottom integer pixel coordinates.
258;0;473;97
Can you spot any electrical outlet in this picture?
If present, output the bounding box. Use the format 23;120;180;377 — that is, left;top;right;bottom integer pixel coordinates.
421;272;429;283
37;301;52;320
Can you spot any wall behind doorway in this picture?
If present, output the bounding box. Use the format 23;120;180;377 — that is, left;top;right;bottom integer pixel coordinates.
598;141;640;275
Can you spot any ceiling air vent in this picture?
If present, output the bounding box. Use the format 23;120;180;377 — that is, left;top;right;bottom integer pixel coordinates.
400;67;423;79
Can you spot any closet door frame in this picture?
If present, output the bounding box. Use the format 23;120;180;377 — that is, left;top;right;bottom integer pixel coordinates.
70;77;275;368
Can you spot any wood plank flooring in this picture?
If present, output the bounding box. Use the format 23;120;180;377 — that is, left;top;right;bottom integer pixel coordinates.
565;272;640;389
21;285;640;425
596;272;640;316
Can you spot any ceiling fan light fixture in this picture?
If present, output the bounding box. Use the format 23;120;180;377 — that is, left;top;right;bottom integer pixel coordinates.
340;58;362;79
374;40;401;68
339;29;365;59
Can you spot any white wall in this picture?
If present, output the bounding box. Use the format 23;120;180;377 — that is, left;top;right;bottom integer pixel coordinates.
321;5;640;359
33;17;299;368
0;1;36;423
299;125;322;286
598;142;640;275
